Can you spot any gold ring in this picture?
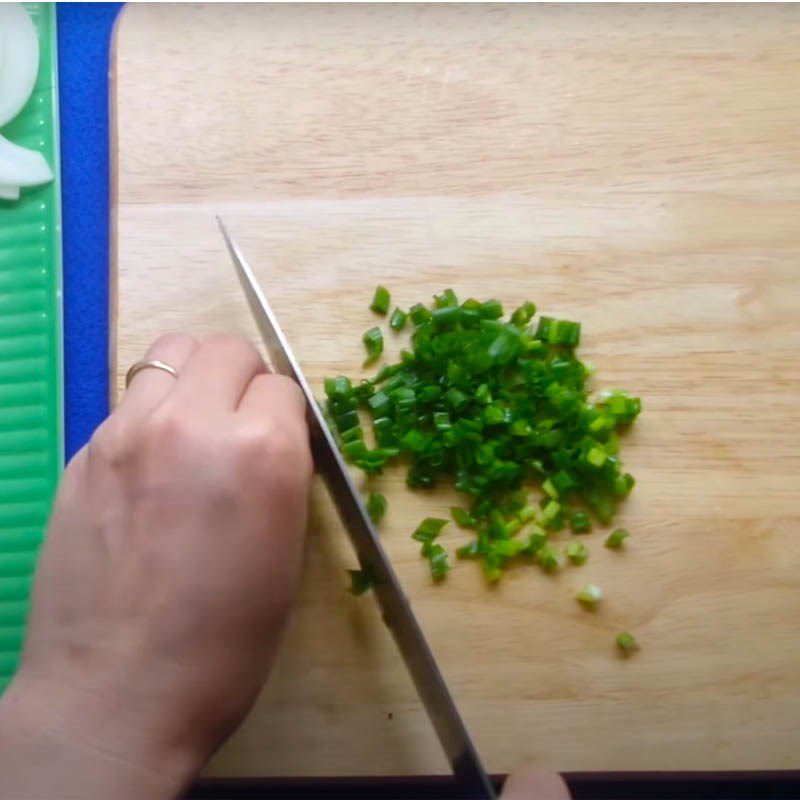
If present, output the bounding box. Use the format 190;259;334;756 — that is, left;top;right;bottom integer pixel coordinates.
125;359;179;388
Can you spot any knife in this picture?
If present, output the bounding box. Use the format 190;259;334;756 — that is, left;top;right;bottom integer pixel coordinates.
218;218;496;799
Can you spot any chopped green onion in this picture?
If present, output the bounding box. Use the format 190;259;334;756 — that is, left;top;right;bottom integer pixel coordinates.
445;388;468;411
570;510;591;534
605;528;630;549
482;403;505;425
456;540;481;559
541;499;561;527
340;426;363;444
524;530;547;555
585;446;607;468
434;288;459;308
492;539;526;558
481;555;504;583
389;307;408;332
576;583;603;607
479;299;504;319
362;327;384;366
370;285;391;315
599;391;642;424
450;507;476;529
366;492;387;524
475;383;492;404
536;545;561;572
409;303;431;326
616;631;638;654
535;316;581;347
411;517;449;544
425;543;450;581
324;375;353;400
325;289;641;591
432;306;462;328
510;301;537;327
565;541;589;565
348;568;375;595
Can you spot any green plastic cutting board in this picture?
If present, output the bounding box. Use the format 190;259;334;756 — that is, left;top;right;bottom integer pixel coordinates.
0;3;63;691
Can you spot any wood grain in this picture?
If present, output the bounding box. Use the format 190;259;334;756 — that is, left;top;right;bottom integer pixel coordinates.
113;3;800;777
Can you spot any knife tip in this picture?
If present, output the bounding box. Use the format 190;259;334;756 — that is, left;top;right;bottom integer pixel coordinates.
216;216;233;245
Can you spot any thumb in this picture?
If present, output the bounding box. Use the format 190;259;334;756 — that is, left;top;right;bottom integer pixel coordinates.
500;767;571;800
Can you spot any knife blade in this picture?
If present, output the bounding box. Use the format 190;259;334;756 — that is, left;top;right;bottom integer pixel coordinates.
217;217;495;799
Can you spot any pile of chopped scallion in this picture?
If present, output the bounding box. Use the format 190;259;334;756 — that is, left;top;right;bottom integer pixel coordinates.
326;286;641;655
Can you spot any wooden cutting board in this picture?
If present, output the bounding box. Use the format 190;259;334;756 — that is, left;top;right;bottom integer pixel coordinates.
112;4;800;778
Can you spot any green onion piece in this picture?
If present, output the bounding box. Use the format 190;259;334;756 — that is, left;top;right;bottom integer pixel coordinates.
389;307;408;331
366;492;387;524
542;478;558;498
409;303;431;326
565;540;589;565
481;555;504;583
605;528;630;549
541;499;561;526
340;426;364;444
348;568;375;595
411;517;449;544
434;288;459;308
584;445;607;468
535;316;581;347
570;510;592;534
367;390;392;416
456;540;481;559
524;530;547;555
482;403;505;425
576;583;603;607
445;388;468;411
370;285;391;315
475;383;492;404
450;507;475;529
425;543;450;581
616;631;638;654
432;306;462;328
324;375;353;400
400;428;428;452
479;299;504;319
433;411;452;431
362;327;384;366
536;544;561;572
552;470;576;494
510;301;537;327
342;439;369;462
492;539;526;558
488;332;519;365
599;391;642;425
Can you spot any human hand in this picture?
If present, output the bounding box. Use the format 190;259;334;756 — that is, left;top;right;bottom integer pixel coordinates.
0;333;312;799
501;766;571;799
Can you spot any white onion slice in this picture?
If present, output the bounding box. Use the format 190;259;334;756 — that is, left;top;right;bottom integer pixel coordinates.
0;133;52;186
0;183;20;201
0;4;40;128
